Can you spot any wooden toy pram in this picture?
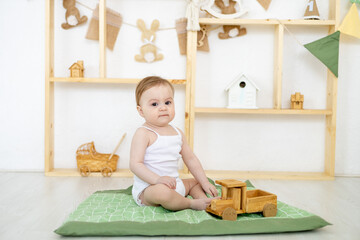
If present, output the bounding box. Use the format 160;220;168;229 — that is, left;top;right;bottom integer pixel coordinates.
76;134;126;177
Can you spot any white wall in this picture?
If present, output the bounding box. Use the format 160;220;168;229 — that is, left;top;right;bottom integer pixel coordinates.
0;0;359;176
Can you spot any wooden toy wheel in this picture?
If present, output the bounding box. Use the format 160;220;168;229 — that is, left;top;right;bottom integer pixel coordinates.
222;207;237;221
101;167;113;177
79;165;90;177
263;203;277;217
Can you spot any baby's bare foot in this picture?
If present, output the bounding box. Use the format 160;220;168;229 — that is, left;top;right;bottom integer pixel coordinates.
190;198;213;210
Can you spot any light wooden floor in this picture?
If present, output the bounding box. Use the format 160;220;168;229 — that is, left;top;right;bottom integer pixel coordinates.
0;173;359;240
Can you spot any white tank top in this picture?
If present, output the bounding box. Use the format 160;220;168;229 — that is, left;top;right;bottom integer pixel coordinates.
132;125;183;199
141;125;182;177
142;125;182;177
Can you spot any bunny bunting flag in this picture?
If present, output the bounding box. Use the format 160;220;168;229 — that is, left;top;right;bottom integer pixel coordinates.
135;19;164;63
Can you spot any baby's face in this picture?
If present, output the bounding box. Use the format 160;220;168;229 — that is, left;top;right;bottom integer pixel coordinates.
137;84;175;127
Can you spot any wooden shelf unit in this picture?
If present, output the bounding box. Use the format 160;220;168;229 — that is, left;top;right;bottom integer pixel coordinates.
186;0;340;180
45;0;340;180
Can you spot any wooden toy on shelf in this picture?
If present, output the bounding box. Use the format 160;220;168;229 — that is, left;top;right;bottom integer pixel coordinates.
206;179;277;221
76;133;126;177
304;0;320;20
61;0;88;30
291;92;304;109
69;60;84;77
225;73;260;109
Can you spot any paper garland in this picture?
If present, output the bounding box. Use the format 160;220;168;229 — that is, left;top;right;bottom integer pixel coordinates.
77;1;358;71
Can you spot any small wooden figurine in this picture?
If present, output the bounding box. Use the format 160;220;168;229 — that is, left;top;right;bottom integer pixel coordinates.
291;92;304;109
206;179;277;221
135;19;163;63
304;0;320;20
69;60;84;77
61;0;88;30
225;73;260;109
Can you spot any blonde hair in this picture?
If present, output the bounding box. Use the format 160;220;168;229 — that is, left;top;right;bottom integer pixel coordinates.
135;76;174;106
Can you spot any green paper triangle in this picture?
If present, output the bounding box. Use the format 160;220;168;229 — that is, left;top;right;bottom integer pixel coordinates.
304;31;340;77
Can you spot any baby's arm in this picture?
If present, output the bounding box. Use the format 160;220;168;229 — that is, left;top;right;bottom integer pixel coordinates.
129;128;176;189
178;129;218;197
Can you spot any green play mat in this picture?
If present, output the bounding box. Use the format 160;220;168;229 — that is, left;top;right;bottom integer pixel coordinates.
55;181;330;236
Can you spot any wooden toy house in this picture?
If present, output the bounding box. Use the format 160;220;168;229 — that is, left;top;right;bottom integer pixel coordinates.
225;73;260;109
291;92;304;109
69;60;84;77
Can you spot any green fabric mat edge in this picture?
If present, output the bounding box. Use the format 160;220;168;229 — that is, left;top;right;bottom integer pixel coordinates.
55;215;330;236
55;180;331;236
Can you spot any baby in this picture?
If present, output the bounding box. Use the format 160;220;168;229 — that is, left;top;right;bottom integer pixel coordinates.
130;76;218;211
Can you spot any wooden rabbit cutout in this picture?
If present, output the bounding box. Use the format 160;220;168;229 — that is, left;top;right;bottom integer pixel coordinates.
61;0;88;30
135;19;163;63
215;0;246;39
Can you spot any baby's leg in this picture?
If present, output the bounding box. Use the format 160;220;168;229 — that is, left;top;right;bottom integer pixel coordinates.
182;178;208;199
140;184;211;211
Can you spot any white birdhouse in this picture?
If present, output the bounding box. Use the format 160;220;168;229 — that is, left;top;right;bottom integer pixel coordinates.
225;73;260;109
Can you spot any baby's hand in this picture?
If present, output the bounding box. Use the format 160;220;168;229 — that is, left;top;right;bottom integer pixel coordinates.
202;182;218;197
156;176;177;189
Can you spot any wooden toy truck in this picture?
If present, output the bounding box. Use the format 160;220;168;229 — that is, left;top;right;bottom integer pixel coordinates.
206;179;277;221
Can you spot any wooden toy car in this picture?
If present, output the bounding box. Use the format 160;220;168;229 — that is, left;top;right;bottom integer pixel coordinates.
206;179;277;221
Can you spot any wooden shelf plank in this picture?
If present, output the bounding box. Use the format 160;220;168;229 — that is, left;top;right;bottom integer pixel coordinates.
46;168;333;180
195;107;332;115
281;19;336;26
50;77;186;85
199;18;336;26
199;18;278;25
